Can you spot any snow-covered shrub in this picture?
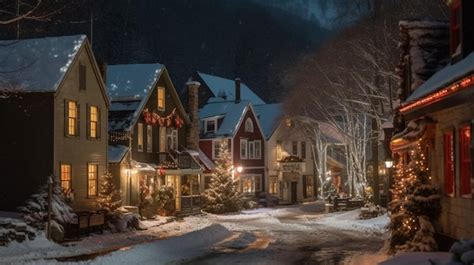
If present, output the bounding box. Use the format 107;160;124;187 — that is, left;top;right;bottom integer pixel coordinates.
450;239;474;265
359;203;386;219
18;175;76;242
242;198;258;210
203;140;243;214
397;216;437;252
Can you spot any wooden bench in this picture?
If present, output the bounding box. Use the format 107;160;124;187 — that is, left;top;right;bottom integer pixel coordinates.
333;198;364;211
66;211;106;239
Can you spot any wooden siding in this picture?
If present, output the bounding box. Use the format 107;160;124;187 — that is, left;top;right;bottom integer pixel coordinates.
53;44;108;211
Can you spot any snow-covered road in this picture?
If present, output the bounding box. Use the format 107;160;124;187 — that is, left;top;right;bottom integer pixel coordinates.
1;202;388;265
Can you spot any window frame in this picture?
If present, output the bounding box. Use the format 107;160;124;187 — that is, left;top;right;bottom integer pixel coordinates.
240;138;248;159
301;141;306;159
459;123;472;198
443;129;455;197
137;123;144;152
205;119;217;134
157;86;165;111
166;128;178;151
88;105;100;139
276;140;283;161
65;100;79;137
87;163;99;197
292;141;298;156
79;64;86;91
255;140;261;159
212;139;226;160
248;141;255;159
60;163;72;193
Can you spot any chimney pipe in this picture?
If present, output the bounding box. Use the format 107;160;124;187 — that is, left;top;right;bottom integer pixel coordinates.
235;78;241;103
185;80;201;150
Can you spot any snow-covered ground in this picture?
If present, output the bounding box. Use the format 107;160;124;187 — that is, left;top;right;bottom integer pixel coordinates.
1;202;391;264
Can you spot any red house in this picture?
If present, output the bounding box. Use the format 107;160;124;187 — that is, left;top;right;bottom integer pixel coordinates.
197;76;266;197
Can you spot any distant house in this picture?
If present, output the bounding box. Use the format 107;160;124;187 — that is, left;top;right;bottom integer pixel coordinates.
198;99;266;196
391;0;474;240
107;64;203;215
0;35;109;211
192;72;266;108
255;104;345;203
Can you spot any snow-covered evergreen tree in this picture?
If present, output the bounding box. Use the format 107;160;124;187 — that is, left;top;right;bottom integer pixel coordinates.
18;175;76;238
203;140;243;214
388;142;441;253
97;172;122;213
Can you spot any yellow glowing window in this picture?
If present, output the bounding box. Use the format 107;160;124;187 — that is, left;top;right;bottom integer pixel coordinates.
67;101;78;136
89;106;99;139
88;163;98;197
158;87;165;110
60;164;72;193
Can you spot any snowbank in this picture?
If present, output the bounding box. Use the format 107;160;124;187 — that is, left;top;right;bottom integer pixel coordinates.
0;233;64;263
313;209;388;235
90;224;232;264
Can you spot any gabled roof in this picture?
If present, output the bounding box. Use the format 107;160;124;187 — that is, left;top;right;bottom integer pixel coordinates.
200;100;251;137
0;35;86;92
197;72;266;105
405;52;474;103
253;103;284;140
107;64;190;132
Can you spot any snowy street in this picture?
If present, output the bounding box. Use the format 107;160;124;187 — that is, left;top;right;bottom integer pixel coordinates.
1;202;389;265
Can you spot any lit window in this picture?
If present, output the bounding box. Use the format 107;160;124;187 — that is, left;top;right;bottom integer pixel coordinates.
60;164;72;193
66;100;79;136
459;125;472;197
255;175;261;191
205;119;216;133
159;127;166;152
245;118;254;132
269;176;278;194
89;105;99;139
276;140;283;161
147;125;153;153
137;123;144;152
240;139;248;159
443;131;455;197
241;177;254;193
87;163;98;197
158;87;165;110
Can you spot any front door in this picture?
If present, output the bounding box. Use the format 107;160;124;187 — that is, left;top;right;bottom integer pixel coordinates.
291;181;297;203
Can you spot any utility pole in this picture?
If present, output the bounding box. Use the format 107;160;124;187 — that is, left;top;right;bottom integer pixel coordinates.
371;0;381;205
16;0;20;39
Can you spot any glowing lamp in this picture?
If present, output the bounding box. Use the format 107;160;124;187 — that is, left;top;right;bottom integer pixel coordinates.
237;166;243;173
385;158;394;169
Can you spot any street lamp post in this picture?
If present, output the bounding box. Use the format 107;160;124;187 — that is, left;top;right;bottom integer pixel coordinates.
385;156;394;204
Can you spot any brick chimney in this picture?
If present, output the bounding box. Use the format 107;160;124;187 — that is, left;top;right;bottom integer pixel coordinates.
235;78;241;103
186;80;201;150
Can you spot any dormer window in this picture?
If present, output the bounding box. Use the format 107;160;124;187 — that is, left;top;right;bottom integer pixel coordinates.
245;118;254;132
450;0;462;56
205;119;216;133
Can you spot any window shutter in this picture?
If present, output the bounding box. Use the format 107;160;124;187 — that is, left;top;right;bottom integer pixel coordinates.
64;100;68;137
97;107;101;139
76;103;80;137
86;104;90;139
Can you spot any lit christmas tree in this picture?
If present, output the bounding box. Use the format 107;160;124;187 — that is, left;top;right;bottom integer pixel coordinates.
203;140;243;214
97;172;122;213
388;141;441;253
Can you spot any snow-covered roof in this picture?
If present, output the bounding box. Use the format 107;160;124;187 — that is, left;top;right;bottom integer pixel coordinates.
199;100;250;137
405;52;474;103
197;72;266;105
319;122;344;143
0;35;86;92
108;145;129;163
107;63;164;132
107;63;164;100
253;103;284;140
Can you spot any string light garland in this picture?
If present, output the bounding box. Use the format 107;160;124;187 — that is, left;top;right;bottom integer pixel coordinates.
400;75;473;113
